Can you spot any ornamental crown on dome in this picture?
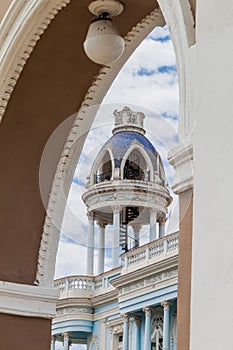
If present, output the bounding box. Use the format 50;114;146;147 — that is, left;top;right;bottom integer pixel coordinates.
112;106;145;135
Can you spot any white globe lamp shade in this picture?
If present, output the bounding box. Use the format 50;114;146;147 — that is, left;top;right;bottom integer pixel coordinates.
83;18;125;65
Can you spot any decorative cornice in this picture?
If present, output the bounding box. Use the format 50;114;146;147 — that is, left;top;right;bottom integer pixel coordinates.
91;289;119;308
111;256;178;290
56;306;93;317
0;280;59;318
168;139;193;194
36;7;165;287
0;0;71;122
82;179;171;214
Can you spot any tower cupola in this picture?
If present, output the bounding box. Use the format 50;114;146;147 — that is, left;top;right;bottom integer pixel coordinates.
82;107;172;276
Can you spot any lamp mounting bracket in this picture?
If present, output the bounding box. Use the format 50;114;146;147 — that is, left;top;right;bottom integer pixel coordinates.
88;0;124;17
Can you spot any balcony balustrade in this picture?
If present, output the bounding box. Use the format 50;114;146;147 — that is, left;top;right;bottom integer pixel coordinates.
54;233;179;298
54;268;121;298
121;232;179;273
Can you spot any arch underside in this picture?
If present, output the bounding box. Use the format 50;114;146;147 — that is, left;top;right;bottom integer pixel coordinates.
0;0;195;288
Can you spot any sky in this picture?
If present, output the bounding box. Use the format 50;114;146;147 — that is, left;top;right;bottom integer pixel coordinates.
54;25;179;290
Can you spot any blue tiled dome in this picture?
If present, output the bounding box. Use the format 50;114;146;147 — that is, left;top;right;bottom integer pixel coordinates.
99;130;157;169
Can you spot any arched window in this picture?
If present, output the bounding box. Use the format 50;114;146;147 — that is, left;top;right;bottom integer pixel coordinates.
95;151;112;183
123;149;149;181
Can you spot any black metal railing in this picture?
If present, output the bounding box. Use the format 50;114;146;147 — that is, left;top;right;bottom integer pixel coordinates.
95;171;112;183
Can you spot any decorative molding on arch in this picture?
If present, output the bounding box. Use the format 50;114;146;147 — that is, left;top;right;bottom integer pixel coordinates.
158;0;195;139
158;0;195;195
0;0;71;122
0;0;194;286
36;7;166;287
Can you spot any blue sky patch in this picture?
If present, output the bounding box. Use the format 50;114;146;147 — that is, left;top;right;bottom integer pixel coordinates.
137;67;156;76
158;65;177;74
149;34;171;43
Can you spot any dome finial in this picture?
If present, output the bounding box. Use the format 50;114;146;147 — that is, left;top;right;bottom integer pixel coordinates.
112;106;145;135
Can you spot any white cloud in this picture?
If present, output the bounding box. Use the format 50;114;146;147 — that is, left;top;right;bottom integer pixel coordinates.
55;240;87;279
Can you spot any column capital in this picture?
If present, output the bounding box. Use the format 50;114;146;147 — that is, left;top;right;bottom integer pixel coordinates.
132;315;141;327
112;204;121;213
97;220;107;228
161;300;172;310
87;211;94;219
63;332;70;340
122;313;129;322
143;306;152;316
131;223;142;232
158;216;166;225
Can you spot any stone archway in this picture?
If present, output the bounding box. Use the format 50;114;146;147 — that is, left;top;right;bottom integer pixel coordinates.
0;1;195;349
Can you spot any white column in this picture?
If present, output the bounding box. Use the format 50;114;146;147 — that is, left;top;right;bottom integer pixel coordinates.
112;206;120;268
63;332;70;350
144;306;152;350
149;209;157;242
161;301;172;350
97;221;106;275
131;224;142;248
51;336;56;350
133;316;141;350
159;217;166;238
86;212;94;275
123;314;129;350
